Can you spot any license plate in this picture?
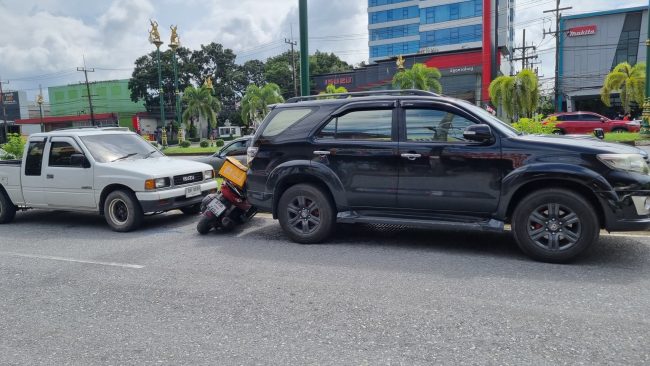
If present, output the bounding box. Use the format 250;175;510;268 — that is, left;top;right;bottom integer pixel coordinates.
185;185;201;198
207;199;227;216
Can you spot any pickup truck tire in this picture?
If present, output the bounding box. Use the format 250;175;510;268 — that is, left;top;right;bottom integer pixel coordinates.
180;203;201;215
278;184;335;244
104;190;143;232
512;189;599;263
0;190;16;224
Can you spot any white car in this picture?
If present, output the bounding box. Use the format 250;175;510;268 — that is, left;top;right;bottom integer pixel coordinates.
0;127;218;231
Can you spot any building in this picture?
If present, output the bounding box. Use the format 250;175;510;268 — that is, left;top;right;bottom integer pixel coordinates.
0;91;29;143
560;6;648;116
310;0;514;105
48;79;145;128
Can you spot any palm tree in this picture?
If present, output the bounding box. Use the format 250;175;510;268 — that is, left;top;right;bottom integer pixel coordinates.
182;85;221;139
489;69;540;122
392;63;442;93
318;84;348;99
600;62;646;114
241;83;284;128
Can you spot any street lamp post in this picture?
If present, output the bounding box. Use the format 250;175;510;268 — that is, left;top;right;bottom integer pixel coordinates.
169;25;183;143
642;1;650;137
149;19;167;146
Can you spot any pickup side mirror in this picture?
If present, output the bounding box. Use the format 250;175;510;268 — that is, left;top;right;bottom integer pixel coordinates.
70;153;91;168
463;124;494;144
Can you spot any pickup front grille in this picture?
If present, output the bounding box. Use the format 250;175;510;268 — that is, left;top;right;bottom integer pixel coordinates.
173;172;203;186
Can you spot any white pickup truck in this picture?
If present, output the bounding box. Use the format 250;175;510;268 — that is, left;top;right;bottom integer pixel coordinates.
0;127;218;231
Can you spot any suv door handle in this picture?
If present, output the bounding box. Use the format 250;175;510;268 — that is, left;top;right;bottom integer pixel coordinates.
46;174;54;179
313;150;331;156
400;153;421;161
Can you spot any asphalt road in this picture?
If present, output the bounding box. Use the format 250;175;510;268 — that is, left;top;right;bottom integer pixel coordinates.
1;210;649;365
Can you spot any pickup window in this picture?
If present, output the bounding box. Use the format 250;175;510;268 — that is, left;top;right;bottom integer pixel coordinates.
49;141;84;167
25;141;46;176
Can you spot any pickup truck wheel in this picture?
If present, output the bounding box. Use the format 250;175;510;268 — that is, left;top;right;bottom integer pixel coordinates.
0;190;16;224
180;203;201;215
278;184;335;244
512;189;599;263
104;190;143;232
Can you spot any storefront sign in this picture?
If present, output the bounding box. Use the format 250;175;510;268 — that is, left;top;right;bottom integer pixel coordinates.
324;76;353;86
418;47;440;54
567;25;597;37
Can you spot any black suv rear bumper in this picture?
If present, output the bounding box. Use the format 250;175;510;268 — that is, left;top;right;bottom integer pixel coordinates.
248;190;274;214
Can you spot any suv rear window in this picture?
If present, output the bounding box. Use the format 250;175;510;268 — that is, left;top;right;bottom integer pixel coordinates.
261;108;314;137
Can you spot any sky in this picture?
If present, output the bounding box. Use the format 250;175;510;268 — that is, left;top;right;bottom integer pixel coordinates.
0;0;646;102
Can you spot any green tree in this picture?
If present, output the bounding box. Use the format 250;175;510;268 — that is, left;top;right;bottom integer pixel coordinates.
318;84;348;99
600;62;646;114
0;133;25;159
182;85;221;138
392;63;442;93
241;83;284;128
489;69;540;122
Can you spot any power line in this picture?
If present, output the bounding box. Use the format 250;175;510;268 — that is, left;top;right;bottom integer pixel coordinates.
543;0;572;112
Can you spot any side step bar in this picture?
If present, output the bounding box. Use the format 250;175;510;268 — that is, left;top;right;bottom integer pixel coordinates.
337;211;505;233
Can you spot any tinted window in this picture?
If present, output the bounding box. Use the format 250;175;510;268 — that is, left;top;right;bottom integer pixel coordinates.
49;141;83;167
317;109;393;141
405;109;474;142
25;141;45;176
219;140;248;156
261;108;314;137
579;114;602;121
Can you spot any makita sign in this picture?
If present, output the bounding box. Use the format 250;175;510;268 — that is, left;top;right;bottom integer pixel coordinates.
567;25;597;37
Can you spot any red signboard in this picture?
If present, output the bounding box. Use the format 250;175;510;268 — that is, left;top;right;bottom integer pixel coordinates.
567;25;597;37
324;76;353;86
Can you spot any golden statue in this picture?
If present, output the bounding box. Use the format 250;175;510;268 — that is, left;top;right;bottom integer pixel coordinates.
148;19;161;44
169;25;180;47
204;77;213;90
396;55;405;70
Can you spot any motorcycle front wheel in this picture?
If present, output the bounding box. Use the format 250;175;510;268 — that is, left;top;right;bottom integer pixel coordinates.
196;215;214;235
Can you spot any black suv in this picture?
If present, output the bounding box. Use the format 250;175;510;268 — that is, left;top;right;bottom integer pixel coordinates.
246;90;650;262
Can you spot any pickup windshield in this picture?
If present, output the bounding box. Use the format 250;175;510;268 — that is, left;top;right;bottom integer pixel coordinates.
80;134;163;163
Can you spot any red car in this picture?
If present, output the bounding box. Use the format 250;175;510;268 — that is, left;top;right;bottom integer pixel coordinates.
545;112;640;134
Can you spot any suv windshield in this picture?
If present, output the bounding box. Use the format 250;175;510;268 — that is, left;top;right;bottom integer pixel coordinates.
80;134;163;163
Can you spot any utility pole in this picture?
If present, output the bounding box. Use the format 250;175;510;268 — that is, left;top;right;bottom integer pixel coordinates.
544;0;572;112
285;37;298;98
640;0;650;137
299;0;310;96
512;29;538;71
77;58;97;126
37;84;45;132
0;77;8;141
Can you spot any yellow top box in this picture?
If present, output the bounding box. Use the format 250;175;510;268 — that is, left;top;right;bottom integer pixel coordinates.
218;157;248;189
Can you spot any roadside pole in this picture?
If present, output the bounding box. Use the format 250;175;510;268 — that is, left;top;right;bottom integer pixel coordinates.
642;0;650;137
299;0;309;96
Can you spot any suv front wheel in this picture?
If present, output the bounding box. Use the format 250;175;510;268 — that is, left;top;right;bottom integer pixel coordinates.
278;184;335;244
511;188;599;263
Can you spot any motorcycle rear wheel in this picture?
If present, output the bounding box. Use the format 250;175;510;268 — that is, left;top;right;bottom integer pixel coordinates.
196;216;214;235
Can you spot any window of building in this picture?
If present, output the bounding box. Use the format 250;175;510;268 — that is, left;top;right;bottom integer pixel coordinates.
369;6;419;24
405;109;474;142
420;0;482;25
317;109;393;141
420;24;482;48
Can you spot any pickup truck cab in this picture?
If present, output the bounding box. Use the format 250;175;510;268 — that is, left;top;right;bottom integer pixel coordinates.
0;127;218;231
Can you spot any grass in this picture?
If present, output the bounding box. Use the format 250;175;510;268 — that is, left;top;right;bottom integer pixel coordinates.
163;146;218;155
603;132;643;143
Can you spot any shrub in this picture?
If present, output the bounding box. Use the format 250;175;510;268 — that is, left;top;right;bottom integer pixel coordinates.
150;142;159;148
1;133;25;159
215;139;225;147
179;140;191;148
512;114;557;135
199;140;209;148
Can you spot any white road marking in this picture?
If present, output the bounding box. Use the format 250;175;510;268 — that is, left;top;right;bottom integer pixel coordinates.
0;251;144;269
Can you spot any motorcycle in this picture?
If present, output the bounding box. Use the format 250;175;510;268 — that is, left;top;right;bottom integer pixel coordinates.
196;157;257;234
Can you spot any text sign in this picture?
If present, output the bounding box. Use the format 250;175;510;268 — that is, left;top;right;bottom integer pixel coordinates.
567;25;597;37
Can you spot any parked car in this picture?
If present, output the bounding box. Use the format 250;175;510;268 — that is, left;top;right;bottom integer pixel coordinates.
195;136;251;171
0;127;218;231
246;90;650;263
546;112;640;134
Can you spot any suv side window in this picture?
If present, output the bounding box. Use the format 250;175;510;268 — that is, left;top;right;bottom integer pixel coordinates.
405;108;474;142
25;141;46;176
261;108;314;137
317;109;393;141
48;141;83;167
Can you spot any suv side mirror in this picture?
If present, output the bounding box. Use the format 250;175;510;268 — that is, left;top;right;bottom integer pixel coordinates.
463;124;493;143
70;153;90;168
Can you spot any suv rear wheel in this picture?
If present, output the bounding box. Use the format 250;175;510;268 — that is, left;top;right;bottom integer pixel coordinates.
511;188;599;263
278;184;335;244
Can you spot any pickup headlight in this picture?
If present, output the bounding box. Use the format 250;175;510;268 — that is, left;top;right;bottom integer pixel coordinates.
145;178;171;190
597;154;650;175
204;170;215;180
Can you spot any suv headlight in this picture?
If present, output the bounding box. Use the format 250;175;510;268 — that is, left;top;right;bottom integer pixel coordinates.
145;178;171;190
597;154;650;175
204;170;215;180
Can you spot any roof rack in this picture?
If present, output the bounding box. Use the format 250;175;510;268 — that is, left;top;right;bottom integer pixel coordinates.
53;126;100;131
285;89;440;103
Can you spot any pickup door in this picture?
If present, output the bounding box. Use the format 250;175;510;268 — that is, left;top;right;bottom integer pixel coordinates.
42;137;96;209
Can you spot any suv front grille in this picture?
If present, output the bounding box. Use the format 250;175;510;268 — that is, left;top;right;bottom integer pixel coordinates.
173;172;203;186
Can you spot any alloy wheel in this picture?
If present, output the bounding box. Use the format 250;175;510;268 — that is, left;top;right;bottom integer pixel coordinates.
286;195;321;235
527;203;581;251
